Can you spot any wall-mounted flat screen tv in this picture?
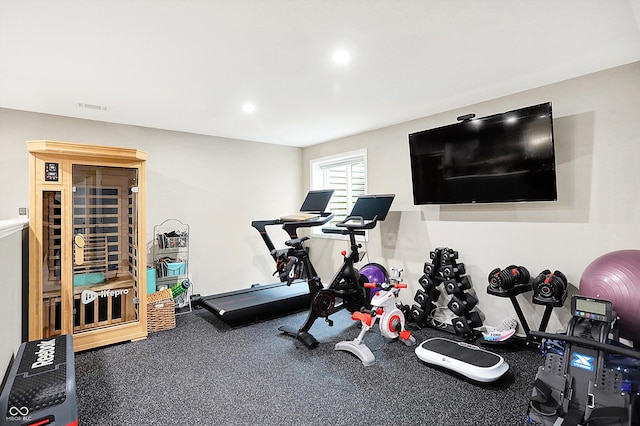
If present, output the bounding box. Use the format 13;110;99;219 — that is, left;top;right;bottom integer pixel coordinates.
409;102;557;204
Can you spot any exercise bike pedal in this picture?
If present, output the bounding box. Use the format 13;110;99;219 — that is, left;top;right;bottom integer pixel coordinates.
399;330;416;346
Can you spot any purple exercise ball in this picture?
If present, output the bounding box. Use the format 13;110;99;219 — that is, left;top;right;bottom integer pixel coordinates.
579;249;640;343
359;263;388;300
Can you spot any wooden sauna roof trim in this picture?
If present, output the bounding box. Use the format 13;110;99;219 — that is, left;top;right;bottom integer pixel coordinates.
27;140;148;161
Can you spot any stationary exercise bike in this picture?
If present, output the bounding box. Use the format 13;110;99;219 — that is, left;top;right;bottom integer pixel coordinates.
278;194;396;348
335;266;416;366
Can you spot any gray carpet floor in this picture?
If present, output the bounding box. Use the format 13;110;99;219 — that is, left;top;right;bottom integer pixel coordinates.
75;308;543;425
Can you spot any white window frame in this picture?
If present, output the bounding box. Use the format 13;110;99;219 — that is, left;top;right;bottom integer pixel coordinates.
310;149;367;238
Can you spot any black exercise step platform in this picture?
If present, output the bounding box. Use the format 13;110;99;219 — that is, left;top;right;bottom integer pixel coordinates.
198;280;311;325
0;334;78;426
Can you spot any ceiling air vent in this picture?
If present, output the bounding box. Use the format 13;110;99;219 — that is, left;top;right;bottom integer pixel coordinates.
78;103;107;111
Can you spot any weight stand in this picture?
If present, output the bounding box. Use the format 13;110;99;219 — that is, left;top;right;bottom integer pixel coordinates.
486;283;554;347
410;247;482;338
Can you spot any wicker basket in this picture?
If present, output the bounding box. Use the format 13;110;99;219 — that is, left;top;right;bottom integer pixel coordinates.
147;288;176;332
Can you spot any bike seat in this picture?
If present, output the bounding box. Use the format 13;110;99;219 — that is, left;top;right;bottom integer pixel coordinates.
285;236;310;247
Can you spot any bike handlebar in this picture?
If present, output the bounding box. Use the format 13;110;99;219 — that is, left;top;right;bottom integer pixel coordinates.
364;282;407;289
335;215;379;230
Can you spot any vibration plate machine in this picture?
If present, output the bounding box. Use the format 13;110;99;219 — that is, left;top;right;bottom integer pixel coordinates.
196;190;334;325
415;337;509;383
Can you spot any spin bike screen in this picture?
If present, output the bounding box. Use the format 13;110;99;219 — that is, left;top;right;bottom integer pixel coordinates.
349;194;395;221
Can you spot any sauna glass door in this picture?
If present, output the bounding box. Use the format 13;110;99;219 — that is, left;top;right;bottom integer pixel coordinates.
72;165;140;333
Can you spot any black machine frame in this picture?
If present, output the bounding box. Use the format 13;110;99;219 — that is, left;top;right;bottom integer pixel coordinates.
195;193;335;326
528;295;639;426
278;194;396;348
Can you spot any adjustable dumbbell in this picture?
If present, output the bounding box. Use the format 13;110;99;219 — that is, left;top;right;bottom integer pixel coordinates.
487;265;530;290
533;269;568;304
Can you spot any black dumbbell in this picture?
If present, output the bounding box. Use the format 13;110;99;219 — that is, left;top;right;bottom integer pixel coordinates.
452;311;483;335
440;263;465;278
418;274;434;291
447;293;478;316
443;276;472;294
424;262;436;275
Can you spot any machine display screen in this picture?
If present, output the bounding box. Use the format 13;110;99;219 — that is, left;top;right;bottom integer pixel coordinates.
575;298;606;315
572;296;614;323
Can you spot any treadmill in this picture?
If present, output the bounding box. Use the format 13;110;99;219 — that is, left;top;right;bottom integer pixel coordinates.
196;190;334;326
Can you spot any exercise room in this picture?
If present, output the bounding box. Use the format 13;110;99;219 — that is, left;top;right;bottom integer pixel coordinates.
1;1;639;425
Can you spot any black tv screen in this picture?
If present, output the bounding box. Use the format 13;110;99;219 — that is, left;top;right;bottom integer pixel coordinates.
409;102;557;204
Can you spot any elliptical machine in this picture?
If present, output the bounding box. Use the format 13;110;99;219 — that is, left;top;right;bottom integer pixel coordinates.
278;194;395;348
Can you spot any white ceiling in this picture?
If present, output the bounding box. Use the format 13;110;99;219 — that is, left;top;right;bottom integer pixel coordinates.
1;0;640;147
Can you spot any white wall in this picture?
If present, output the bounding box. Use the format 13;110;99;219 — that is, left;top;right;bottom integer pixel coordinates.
0;220;27;376
302;62;640;333
0;109;303;311
1;62;638;349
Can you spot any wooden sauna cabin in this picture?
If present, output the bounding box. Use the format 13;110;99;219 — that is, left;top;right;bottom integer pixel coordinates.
27;141;148;351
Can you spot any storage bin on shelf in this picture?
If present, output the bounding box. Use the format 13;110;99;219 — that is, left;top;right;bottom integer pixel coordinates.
146;288;176;332
165;261;186;276
157;232;188;249
155;257;186;277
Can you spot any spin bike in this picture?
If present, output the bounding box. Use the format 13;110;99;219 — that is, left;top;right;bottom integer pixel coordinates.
278;194;396;348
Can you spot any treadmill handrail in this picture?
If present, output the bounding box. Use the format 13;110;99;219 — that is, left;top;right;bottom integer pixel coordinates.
282;212;334;238
251;212;334;253
250;212;334;231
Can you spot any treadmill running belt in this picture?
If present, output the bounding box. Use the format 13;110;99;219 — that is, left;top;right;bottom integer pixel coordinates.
199;280;310;325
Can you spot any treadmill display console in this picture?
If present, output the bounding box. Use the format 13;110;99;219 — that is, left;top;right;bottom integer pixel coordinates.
571;295;615;323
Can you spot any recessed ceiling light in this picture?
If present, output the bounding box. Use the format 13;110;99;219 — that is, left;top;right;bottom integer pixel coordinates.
242;103;256;113
332;49;350;65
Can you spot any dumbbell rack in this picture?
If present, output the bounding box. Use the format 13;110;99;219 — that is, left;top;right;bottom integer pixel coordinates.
409;247;483;338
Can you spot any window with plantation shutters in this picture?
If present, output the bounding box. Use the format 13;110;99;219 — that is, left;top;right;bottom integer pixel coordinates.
311;149;366;235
